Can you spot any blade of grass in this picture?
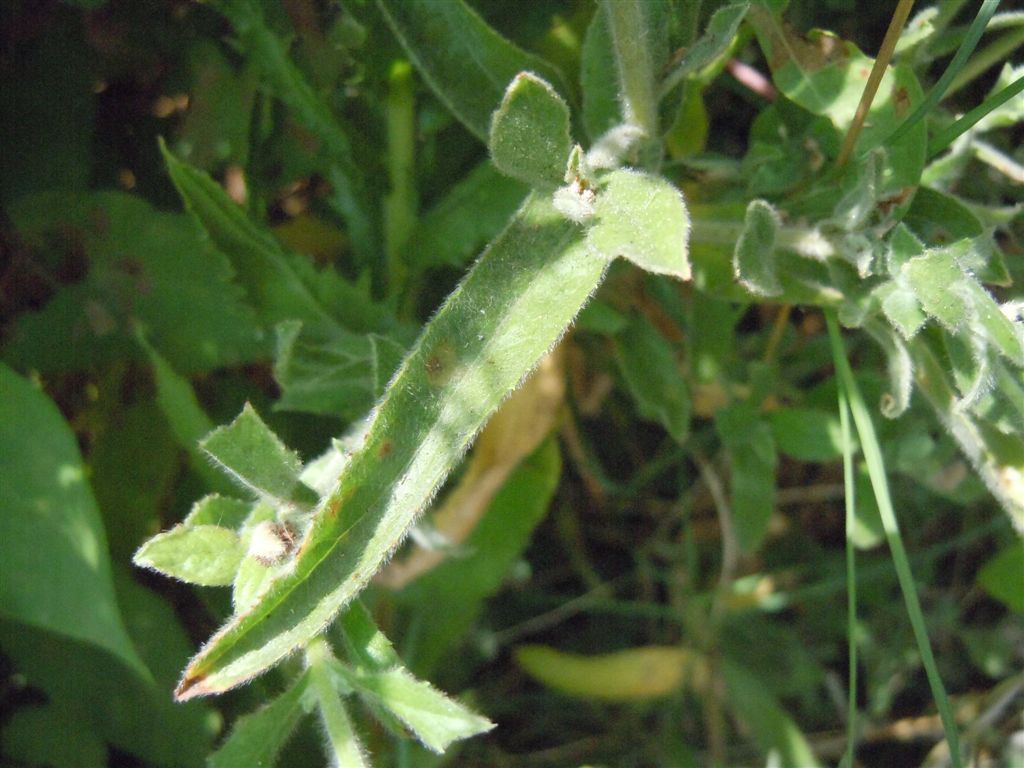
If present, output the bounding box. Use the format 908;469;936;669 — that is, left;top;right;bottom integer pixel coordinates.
944;24;1024;98
825;310;963;768
835;368;858;768
927;73;1024;156
885;0;1001;147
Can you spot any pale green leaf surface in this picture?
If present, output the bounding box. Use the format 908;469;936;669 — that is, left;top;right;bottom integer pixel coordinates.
348;667;494;753
734;199;782;297
489;72;572;188
184;494;252;529
587;169;691;279
174;193;609;699
615;317;690;443
876;281;927;339
133;525;244;587
0;365;147;678
376;0;569;142
200;404;302;502
208;672;311;768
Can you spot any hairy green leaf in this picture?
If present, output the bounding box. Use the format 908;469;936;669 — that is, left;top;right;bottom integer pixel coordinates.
134;525;244;587
208;671;311;768
734;199;782;297
588;169;691;278
489;72;572;188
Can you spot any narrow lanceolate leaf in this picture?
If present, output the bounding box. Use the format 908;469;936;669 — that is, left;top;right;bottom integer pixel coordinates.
207;671;311;768
615;317;690;444
175;195;614;699
345;666;494;753
376;0;569;142
489;72;572;188
733;199;782;297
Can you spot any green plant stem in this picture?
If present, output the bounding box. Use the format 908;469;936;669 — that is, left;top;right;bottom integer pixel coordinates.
385;60;417;298
307;638;369;767
945;25;1024;98
836;369;858;768
826;311;963;768
602;0;658;138
927;74;1024;156
835;0;914;169
690;218;837;260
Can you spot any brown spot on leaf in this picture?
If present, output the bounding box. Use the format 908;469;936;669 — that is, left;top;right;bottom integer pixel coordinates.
378;440;394;458
893;86;911;118
425;342;457;387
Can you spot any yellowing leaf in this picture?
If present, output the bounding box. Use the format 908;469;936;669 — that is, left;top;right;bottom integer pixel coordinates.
515;644;708;701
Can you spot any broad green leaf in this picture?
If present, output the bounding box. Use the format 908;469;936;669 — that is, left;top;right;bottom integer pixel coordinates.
344;667;494;753
273;320;407;420
614;317;690;443
580;5;620;141
376;0;569;142
748;5;926;191
208;672;311;768
0;365;147;679
733;199;782;297
134;525;244;587
768;407;844;462
717;403;778;552
200;404;303;503
0;569;215;766
399;439;561;676
976;543;1024;613
173;193;612;699
410;161;528;269
489;72;572;188
209;0;374;260
515;645;707;701
3;191;264;373
723;660;823;767
587;169;691;279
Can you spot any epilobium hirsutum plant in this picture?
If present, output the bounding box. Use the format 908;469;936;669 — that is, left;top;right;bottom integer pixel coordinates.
121;0;1024;764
